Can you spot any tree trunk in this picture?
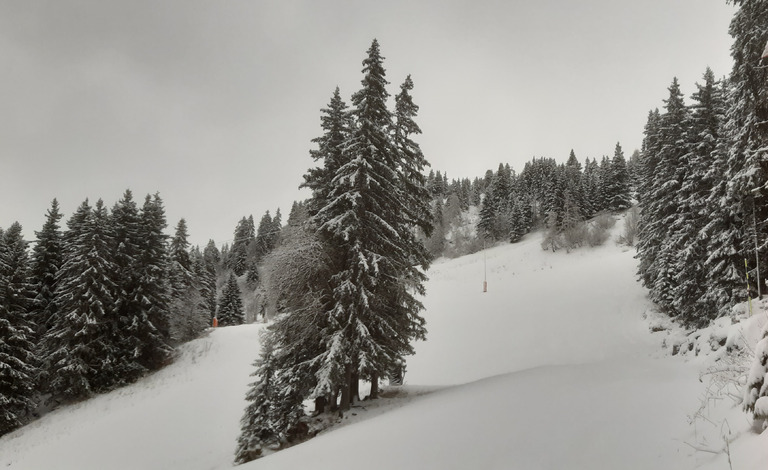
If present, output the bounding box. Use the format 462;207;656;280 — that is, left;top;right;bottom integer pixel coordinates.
330;389;339;411
314;395;327;415
339;364;352;413
350;371;360;404
369;371;379;399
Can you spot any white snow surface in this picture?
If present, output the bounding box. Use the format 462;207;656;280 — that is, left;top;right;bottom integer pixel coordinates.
2;215;767;469
0;324;265;470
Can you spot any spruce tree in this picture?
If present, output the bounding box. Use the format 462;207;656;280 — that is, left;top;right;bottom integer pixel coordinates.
169;218;208;342
581;157;600;218
636;109;663;289
218;273;244;326
636;79;691;314
393;74;433;239
0;222;37;436
477;187;498;240
269;208;282;251
605;143;631;211
44;200;119;400
238;40;432;461
302;87;353;216
230;216;255;276
128;194;173;371
672;68;726;324
727;0;768;416
724;0;768;296
253;211;274;263
29;199;63;339
701;80;744;319
564;150;586;216
312;39;431;404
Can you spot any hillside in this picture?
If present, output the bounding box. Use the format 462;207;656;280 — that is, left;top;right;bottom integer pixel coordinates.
1;214;766;469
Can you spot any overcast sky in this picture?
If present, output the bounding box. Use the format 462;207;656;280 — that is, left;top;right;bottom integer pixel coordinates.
1;0;735;247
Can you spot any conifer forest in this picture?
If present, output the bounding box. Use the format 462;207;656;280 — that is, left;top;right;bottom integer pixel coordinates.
3;1;768;468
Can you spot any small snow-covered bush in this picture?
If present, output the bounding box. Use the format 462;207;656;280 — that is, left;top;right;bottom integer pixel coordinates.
584;213;614;247
754;397;768;430
562;221;588;252
744;331;768;417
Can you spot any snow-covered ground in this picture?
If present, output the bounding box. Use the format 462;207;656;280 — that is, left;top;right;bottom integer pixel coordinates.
0;324;265;470
1;214;766;469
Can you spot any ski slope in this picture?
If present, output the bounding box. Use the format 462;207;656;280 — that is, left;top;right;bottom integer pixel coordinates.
0;324;265;470
1;216;766;469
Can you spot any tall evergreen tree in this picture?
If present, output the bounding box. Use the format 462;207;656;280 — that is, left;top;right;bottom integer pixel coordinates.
724;0;768;297
0;222;37;436
169;218;207;342
128;194;173;372
725;0;768;416
672;68;726;324
238;40;433;461
302;87;353;216
605;143;631;211
393;74;433;239
564;150;586;216
253;212;274;263
701;80;744;320
29;199;63;339
636;109;663;288
230;216;256;276
44;200;119;400
636;79;691;313
218;273;245;327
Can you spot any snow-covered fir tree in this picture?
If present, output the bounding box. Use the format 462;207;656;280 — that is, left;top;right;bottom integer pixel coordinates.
302;87;353;217
671;68;727;324
604;143;631;211
218;273;244;327
120;194;173;378
728;0;768;416
237;39;432;462
636;78;691;316
251;212;271;263
0;222;37;436
229;216;255;276
43;200;120;401
29;199;63;340
169;218;209;342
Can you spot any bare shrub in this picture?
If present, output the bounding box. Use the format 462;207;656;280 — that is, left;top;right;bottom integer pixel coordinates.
562;221;588;252
618;205;639;246
587;223;609;247
261;224;332;320
593;212;616;230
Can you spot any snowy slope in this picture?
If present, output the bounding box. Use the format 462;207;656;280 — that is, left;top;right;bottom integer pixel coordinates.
2;215;767;469
0;324;264;470
241;220;712;470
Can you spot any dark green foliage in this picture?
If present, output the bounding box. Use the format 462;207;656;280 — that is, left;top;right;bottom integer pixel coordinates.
44;200;120;401
604;143;631;211
0;222;37;436
41;192;174;404
169;218;209;343
253;211;280;263
237;40;432;461
230;216;256;276
29;199;63;339
302;87;353;217
123;194;173;375
218;273;244;327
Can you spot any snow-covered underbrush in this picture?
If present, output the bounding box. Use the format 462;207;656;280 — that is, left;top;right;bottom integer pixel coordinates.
645;301;768;468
